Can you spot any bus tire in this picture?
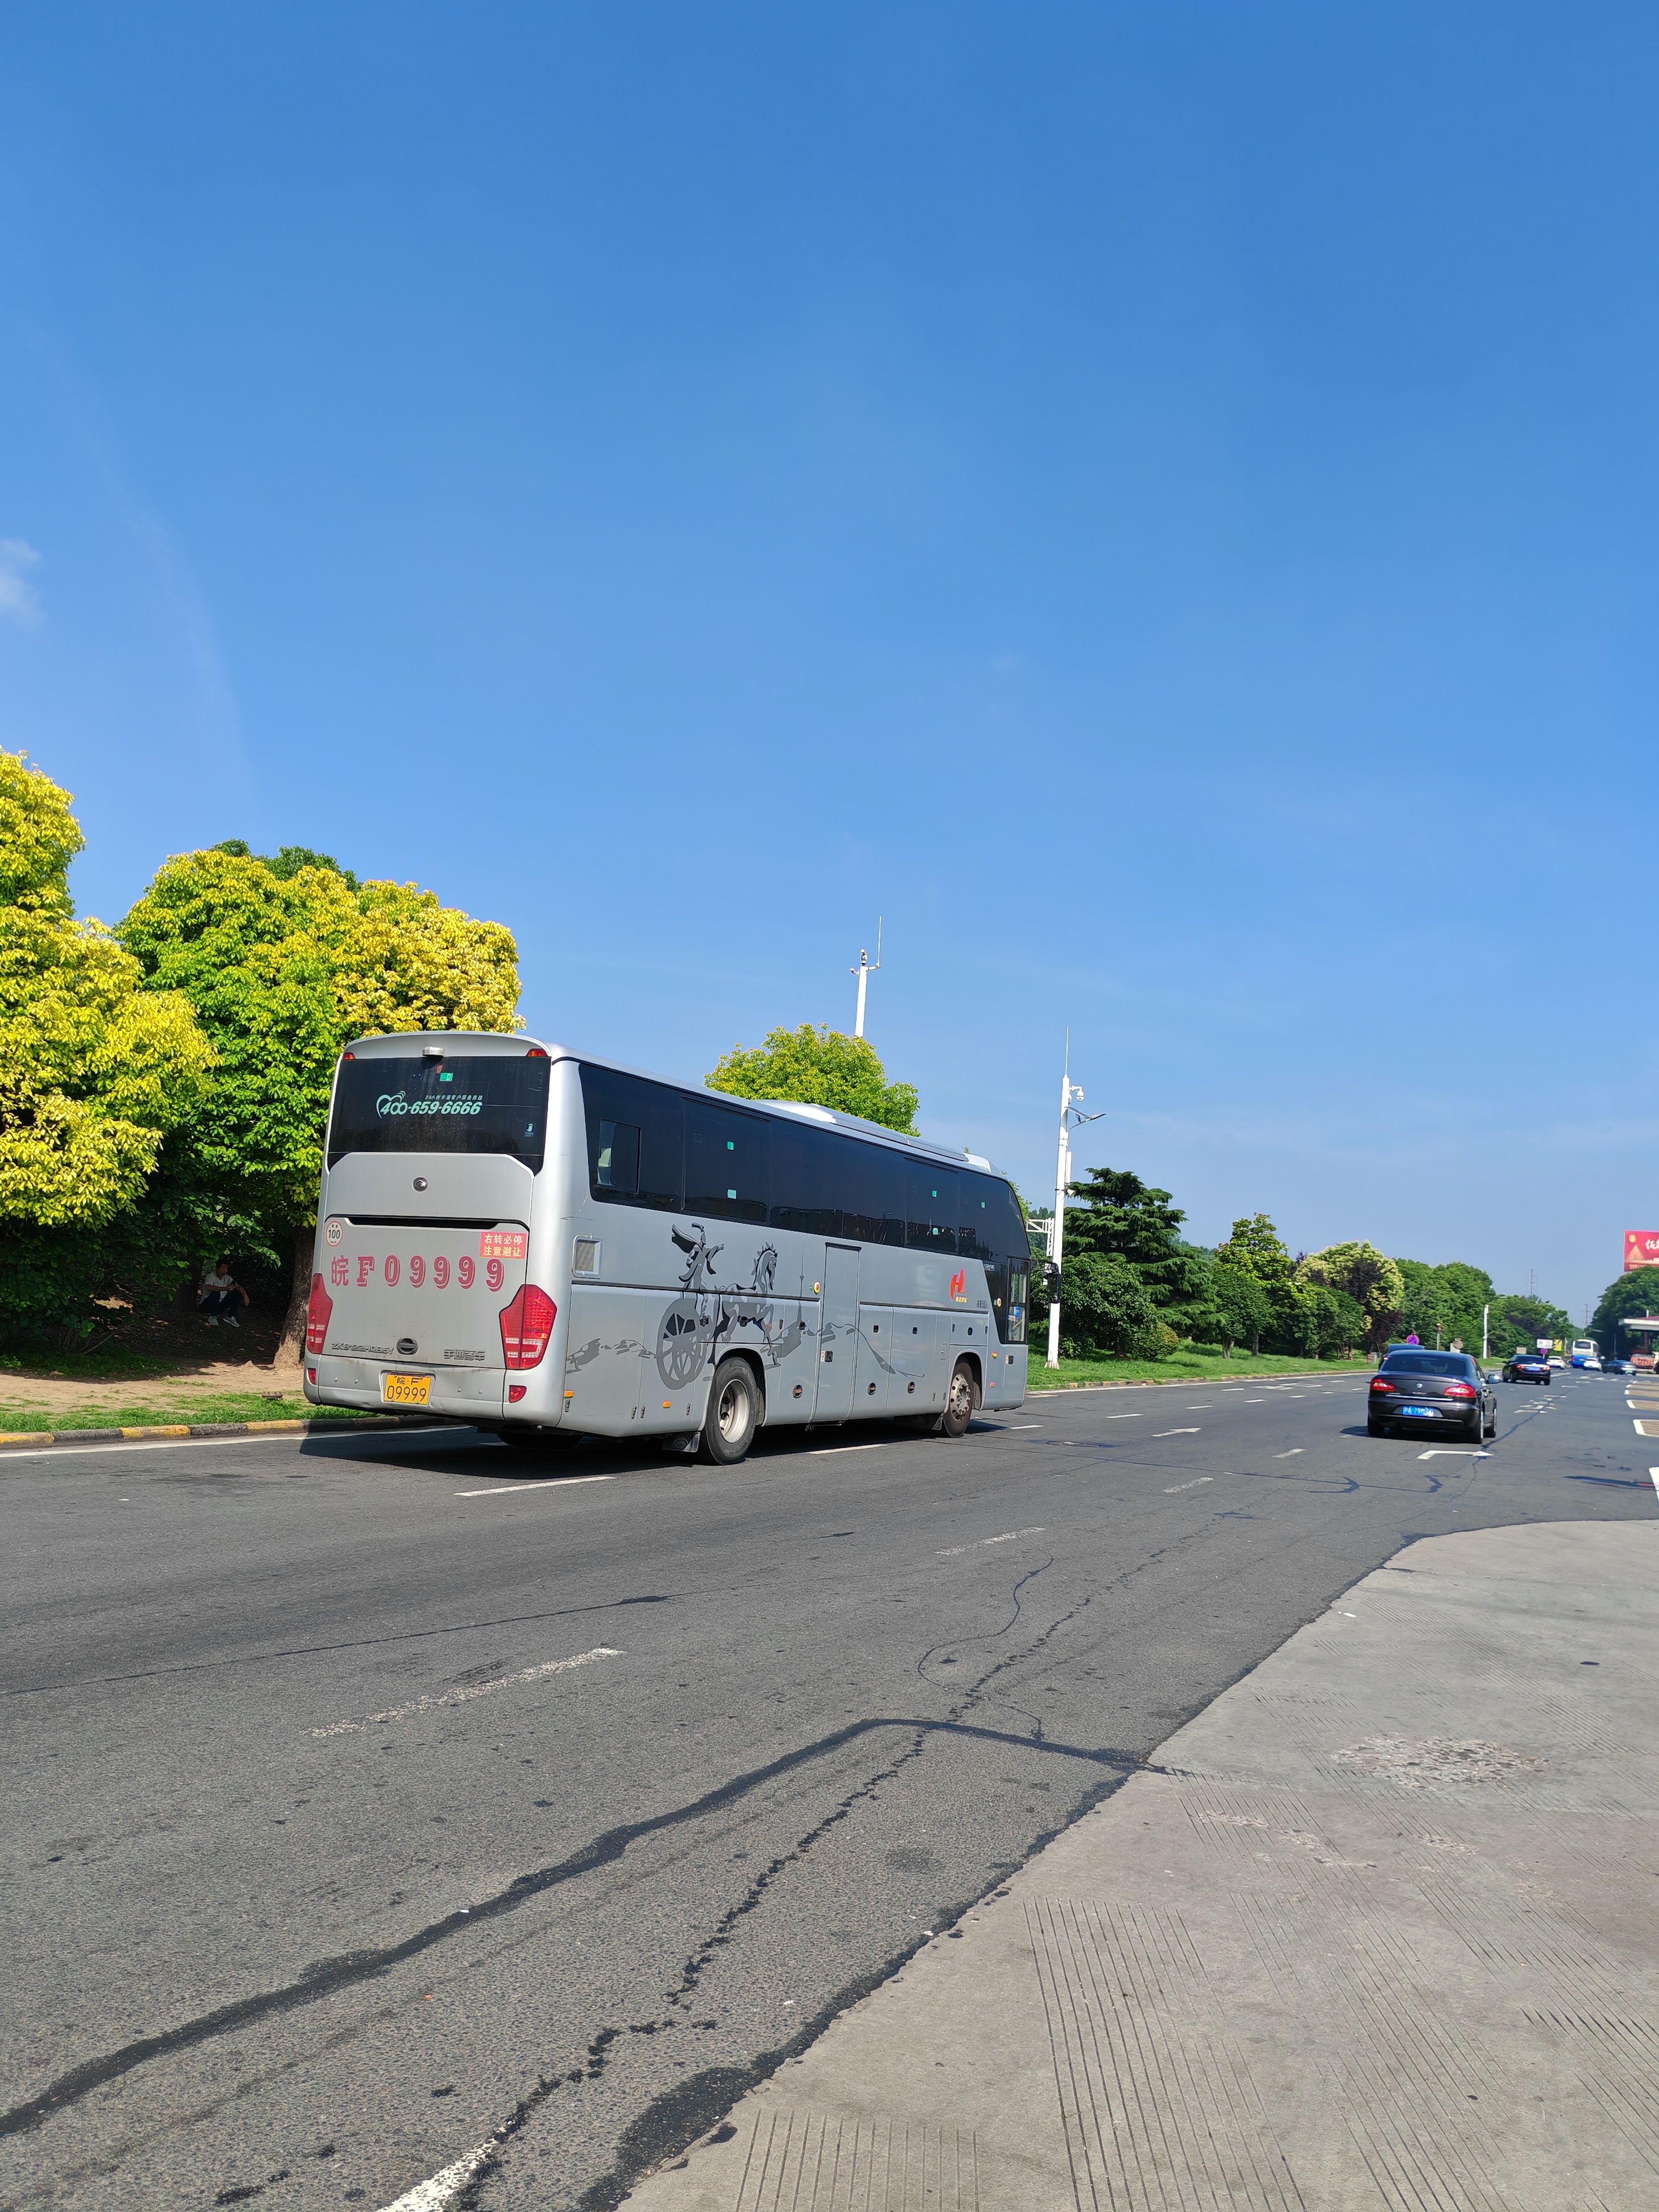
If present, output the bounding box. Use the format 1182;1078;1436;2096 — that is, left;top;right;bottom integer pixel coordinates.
939;1359;978;1439
702;1356;760;1464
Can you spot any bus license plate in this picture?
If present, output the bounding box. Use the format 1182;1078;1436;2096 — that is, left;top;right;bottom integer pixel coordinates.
383;1373;433;1407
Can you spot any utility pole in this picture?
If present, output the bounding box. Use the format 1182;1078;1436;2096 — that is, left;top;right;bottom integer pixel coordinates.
1482;1303;1489;1360
1045;1033;1103;1370
851;920;882;1040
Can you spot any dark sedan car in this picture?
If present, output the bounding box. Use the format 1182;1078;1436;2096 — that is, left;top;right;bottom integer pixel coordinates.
1368;1350;1496;1439
1502;1349;1552;1384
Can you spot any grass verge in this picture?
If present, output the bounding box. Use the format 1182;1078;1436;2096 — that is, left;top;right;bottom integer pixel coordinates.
1026;1350;1368;1389
0;1394;386;1433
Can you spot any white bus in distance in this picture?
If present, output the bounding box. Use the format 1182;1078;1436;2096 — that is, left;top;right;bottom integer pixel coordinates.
302;1033;1031;1461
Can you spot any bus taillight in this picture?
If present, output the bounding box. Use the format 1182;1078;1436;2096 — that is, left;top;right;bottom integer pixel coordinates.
306;1273;334;1353
500;1284;557;1369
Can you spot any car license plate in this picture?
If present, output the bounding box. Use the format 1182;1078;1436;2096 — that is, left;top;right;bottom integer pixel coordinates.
1400;1405;1435;1418
383;1372;433;1407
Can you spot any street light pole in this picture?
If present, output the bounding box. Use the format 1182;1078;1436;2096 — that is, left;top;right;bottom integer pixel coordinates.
1044;1035;1102;1370
851;919;882;1040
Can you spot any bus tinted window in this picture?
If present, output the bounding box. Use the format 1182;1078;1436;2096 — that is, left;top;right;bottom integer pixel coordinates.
962;1170;1031;1342
685;1097;771;1225
841;1138;905;1244
769;1122;842;1236
906;1164;958;1253
328;1055;551;1170
580;1067;682;1209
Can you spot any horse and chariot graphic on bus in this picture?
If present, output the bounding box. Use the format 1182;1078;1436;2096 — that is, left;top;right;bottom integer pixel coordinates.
655;1222;805;1389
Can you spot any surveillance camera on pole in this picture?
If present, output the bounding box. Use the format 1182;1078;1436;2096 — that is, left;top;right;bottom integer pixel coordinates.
1046;1034;1104;1370
851;919;882;1039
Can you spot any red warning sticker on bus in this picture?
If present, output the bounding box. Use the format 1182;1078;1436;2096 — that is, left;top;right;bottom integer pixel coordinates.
481;1230;528;1260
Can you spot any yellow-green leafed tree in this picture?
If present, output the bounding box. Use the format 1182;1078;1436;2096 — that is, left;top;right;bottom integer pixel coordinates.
707;1022;919;1134
120;846;520;1358
0;752;213;1231
1296;1241;1405;1358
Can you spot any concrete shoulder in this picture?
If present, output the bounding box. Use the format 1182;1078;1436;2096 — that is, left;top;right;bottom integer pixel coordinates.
629;1521;1659;2212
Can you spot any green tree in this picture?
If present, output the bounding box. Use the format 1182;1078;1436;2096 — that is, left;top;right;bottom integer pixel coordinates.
212;838;360;890
1209;1263;1274;1356
1587;1270;1659;1360
0;754;215;1340
1395;1259;1496;1354
1053;1250;1164;1360
120;846;520;1358
706;1023;919;1134
1295;1242;1405;1357
1485;1292;1570;1358
1214;1213;1305;1349
1063;1167;1213;1318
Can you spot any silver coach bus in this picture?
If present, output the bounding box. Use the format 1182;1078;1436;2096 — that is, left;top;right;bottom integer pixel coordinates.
302;1032;1031;1461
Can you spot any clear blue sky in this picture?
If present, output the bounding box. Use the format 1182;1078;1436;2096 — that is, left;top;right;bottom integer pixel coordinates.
2;4;1652;1325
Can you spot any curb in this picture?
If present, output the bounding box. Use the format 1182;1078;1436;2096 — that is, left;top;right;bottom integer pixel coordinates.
1027;1370;1357;1394
0;1415;440;1452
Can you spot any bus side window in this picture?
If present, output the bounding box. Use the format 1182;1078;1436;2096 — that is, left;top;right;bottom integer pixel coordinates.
685;1097;771;1224
906;1164;959;1253
842;1138;903;1244
596;1120;640;1195
771;1122;841;1237
581;1067;683;1211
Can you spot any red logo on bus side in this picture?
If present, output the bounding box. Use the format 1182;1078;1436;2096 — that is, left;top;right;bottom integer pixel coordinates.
950;1269;967;1302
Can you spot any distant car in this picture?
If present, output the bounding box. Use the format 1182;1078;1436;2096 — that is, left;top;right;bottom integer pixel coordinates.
1503;1350;1552;1385
1547;1355;1566;1368
1369;1350;1496;1440
1603;1355;1633;1375
1575;1354;1602;1371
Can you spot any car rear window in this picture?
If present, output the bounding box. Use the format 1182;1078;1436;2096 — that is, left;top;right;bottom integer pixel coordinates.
1380;1352;1473;1378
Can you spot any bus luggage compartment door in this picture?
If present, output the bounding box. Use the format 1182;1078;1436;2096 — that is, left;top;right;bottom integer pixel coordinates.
814;1244;860;1421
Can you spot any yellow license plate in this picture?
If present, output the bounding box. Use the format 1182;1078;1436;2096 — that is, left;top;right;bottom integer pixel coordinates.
382;1372;433;1406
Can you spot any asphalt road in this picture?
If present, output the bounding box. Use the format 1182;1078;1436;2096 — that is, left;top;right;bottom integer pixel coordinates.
4;1365;1653;2212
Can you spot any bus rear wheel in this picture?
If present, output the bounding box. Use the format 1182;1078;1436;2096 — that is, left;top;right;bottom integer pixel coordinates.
939;1360;979;1439
702;1356;760;1464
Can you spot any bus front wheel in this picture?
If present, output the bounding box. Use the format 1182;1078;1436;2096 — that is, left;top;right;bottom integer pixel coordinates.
939;1360;979;1439
702;1356;760;1464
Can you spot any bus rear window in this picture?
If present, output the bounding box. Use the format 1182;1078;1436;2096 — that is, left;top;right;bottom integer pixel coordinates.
327;1055;551;1170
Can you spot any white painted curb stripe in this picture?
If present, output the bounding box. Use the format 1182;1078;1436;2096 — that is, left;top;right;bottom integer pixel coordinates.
375;2141;493;2210
1651;1468;1659;1499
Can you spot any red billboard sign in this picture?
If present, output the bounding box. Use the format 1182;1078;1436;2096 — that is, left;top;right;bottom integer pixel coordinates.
1624;1231;1659;1272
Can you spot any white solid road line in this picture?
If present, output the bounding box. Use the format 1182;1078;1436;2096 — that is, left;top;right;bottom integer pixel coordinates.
314;1647;622;1737
456;1475;617;1496
1273;1448;1303;1459
374;2142;494;2211
0;1426;464;1463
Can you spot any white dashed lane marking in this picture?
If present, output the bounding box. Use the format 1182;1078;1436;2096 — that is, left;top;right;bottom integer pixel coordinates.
1163;1475;1213;1494
1273;1448;1303;1459
1151;1428;1201;1438
456;1475;617;1496
313;1647;622;1737
937;1527;1046;1557
374;2143;495;2211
